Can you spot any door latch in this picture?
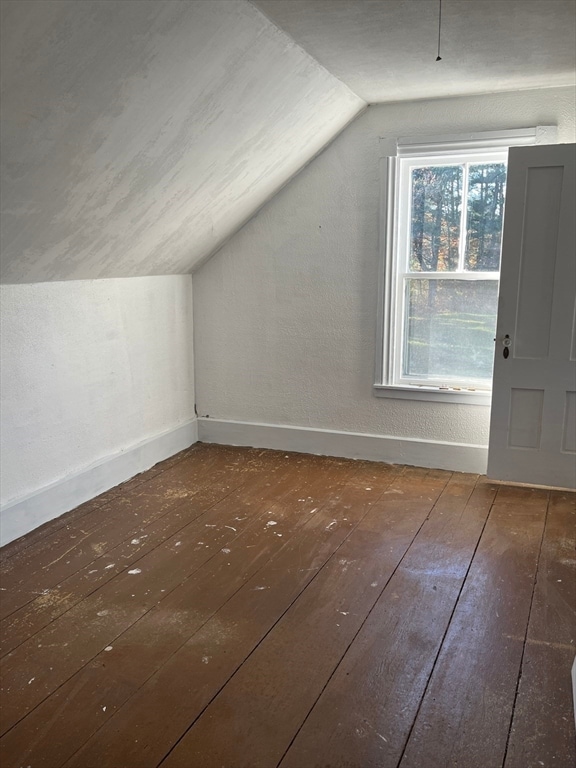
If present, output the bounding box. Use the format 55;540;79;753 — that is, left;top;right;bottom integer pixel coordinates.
502;334;511;359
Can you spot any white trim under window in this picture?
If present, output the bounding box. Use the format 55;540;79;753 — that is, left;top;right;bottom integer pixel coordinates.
374;126;557;405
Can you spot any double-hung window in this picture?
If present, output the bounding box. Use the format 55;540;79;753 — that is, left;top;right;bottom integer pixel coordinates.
374;127;557;404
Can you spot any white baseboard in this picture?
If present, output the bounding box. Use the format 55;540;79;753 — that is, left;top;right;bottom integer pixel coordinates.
0;419;198;547
198;418;488;475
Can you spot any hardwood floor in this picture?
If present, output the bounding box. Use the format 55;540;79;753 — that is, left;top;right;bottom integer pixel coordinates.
0;443;574;768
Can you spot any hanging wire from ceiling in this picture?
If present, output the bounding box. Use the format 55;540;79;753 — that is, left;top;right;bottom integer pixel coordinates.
436;0;443;61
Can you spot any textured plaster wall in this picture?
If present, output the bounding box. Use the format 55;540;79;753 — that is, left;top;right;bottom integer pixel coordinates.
194;87;576;448
0;276;194;506
0;0;363;283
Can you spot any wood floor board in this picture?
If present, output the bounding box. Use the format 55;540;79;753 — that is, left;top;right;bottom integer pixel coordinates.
0;450;360;763
278;473;495;768
0;444;308;623
0;442;207;566
157;469;455;768
0;446;573;768
5;463;400;765
60;463;415;768
503;489;576;768
0;447;292;656
0;469;262;658
0;444;248;579
503;643;575;768
519;490;576;647
0;448;338;736
0;444;247;617
0;459;251;638
397;487;549;768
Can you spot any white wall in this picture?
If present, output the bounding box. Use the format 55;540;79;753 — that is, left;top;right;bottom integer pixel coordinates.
0;275;195;543
193;87;576;465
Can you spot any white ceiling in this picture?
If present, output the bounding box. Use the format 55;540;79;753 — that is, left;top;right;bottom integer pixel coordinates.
253;0;576;102
1;0;574;283
0;0;363;282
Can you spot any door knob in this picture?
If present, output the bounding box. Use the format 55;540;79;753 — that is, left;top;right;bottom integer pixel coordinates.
503;334;511;358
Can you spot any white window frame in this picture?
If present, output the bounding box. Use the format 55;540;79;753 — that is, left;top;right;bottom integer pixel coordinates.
374;126;557;405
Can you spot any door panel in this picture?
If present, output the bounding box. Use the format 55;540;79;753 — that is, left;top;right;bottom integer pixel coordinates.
508;388;544;449
563;392;576;453
488;143;576;488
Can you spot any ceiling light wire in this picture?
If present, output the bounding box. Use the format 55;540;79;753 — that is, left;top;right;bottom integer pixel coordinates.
436;0;443;61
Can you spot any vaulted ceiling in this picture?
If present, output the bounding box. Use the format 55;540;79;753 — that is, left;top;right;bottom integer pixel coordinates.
1;0;574;283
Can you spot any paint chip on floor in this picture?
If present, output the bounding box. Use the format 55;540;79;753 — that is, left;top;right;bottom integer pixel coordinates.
104;646;113;652
128;568;142;575
266;521;277;527
221;548;231;554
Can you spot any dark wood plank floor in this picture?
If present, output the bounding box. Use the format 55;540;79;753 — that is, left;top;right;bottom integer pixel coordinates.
0;443;574;768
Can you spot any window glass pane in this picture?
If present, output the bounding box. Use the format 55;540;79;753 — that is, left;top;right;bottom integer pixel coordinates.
410;166;462;272
403;279;498;383
465;163;507;271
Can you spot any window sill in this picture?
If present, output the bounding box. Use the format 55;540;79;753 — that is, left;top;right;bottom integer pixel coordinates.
373;384;492;406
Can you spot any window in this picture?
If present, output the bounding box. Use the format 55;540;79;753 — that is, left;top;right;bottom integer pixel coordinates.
374;127;557;404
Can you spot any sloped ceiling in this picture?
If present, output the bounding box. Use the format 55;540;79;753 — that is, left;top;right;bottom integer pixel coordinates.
2;1;574;284
0;0;364;283
254;0;576;103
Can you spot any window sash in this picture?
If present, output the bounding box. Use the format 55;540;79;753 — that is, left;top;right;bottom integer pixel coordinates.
397;151;508;277
389;152;506;391
393;276;499;391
